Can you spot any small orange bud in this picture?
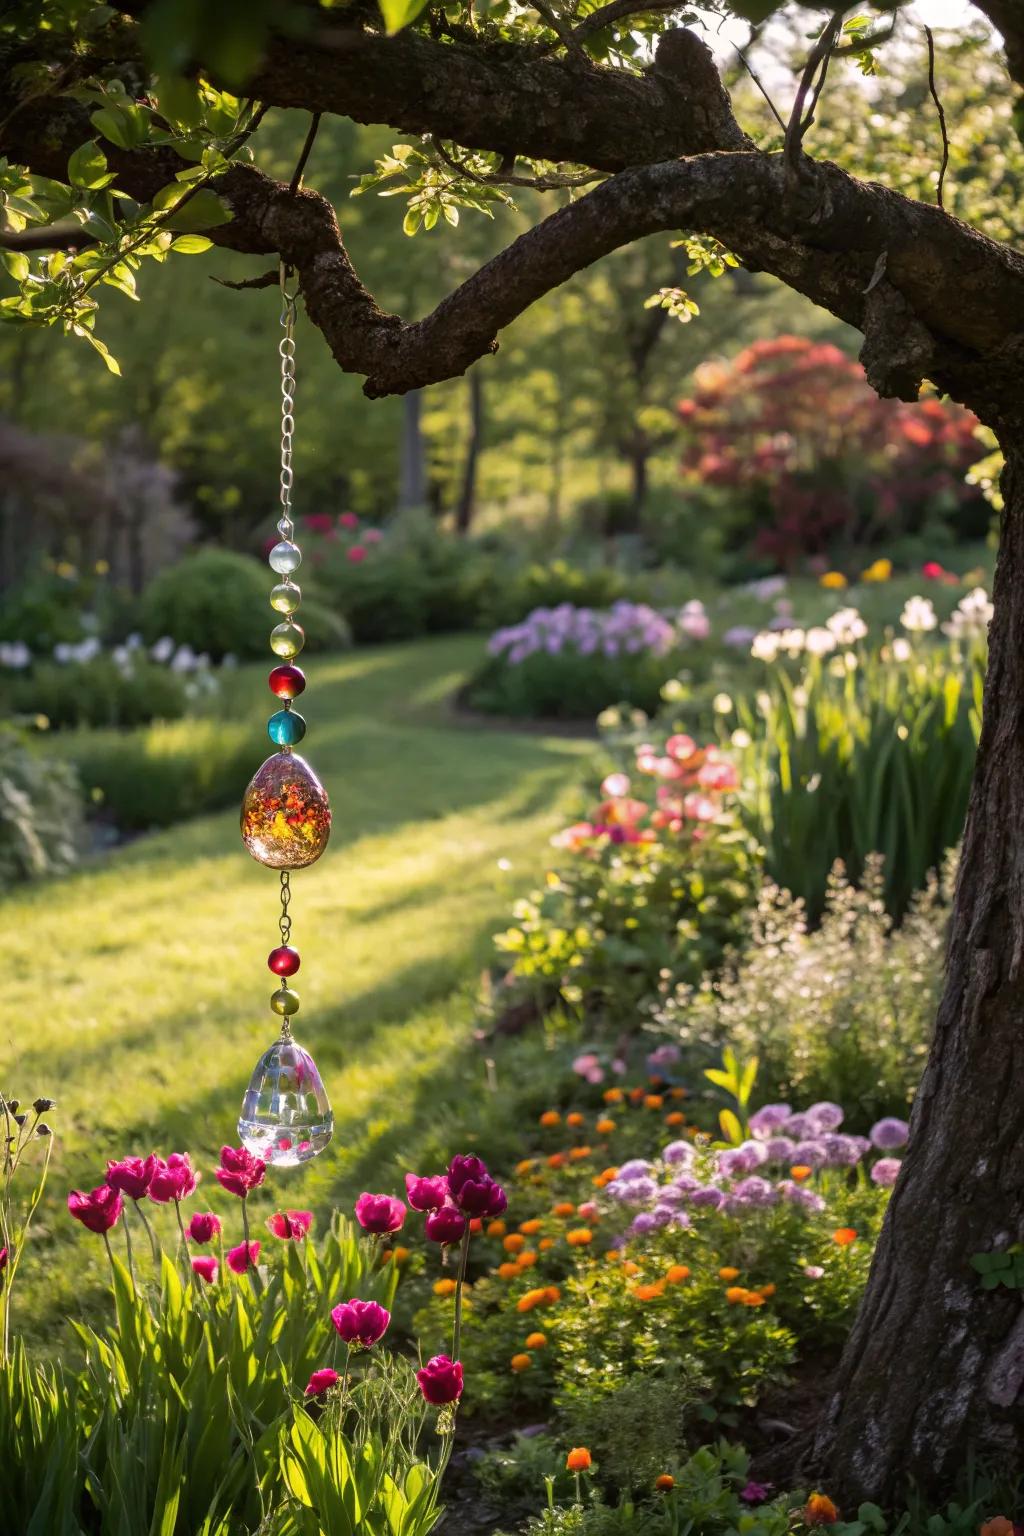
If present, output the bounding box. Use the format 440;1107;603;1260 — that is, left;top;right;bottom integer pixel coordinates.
665;1111;686;1127
566;1228;593;1246
631;1281;666;1300
487;1220;507;1238
759;1282;776;1297
790;1165;812;1182
525;1331;547;1349
547;1153;566;1169
391;1246;410;1264
519;1218;542;1235
539;1237;555;1251
515;1159;535;1176
543;1285;561;1303
433;1278;458;1297
621;1259;641;1277
566;1448;592;1472
742;1291;766;1306
539;1110;561;1127
644;1094;664;1109
569;1146;592;1162
553;1202;576;1218
655;1474;675;1492
665;1264;691;1284
566;1112;585;1128
517;1250;538;1269
510;1352;533;1373
719;1266;740;1281
503;1233;526;1253
498;1262;522;1280
469;1218;483;1234
670;1086;687;1100
804;1493;839;1525
725;1286;748;1304
605;1249;621;1262
603;1088;623;1104
832;1227;858;1247
596;1118;616;1135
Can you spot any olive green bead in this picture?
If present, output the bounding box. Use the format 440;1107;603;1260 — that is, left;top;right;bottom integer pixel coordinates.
270;581;301;615
270;621;305;659
271;985;301;1016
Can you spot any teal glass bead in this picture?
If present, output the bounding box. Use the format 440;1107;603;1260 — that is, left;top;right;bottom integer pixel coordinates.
270;621;305;659
268;709;306;747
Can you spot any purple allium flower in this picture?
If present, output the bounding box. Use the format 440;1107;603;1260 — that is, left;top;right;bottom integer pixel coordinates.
763;1136;796;1162
779;1181;826;1212
630;1212;659;1236
617;1159;653;1179
870;1157;902;1187
731;1176;777;1208
646;1043;681;1071
717;1147;757;1177
806;1101;845;1132
870;1117;909;1150
783;1112;812;1138
690;1186;726;1210
609;1175;659;1206
651;1203;677;1227
738;1139;769;1167
791;1140;828;1168
748;1103;792;1139
669;1209;692;1229
663;1140;694;1167
820;1134;868;1168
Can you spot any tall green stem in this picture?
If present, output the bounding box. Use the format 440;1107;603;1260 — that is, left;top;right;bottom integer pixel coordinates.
450;1224;471;1365
133;1198;160;1266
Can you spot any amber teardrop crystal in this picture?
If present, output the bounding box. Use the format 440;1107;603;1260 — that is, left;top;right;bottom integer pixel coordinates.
240;751;331;869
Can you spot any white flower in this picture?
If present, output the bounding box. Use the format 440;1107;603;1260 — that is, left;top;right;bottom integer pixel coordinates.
171;644;196;673
751;631;781;662
730;728;752;749
712;692;733;714
0;641;31;669
891;638;912;662
805;626;837;657
151;636;175;663
943;587;993;638
900;596;938;633
779;627;805;657
826;607;868;645
661;678;685;702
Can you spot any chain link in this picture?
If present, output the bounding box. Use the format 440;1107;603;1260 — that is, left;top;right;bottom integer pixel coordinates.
278;269;298;541
279;869;293;945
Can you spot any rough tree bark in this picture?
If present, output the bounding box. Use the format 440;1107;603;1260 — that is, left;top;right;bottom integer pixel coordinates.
5;4;1024;1502
814;434;1024;1502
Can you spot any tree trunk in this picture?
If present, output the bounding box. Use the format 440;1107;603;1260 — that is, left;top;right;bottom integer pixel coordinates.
398;389;427;511
816;436;1024;1505
629;441;648;523
455;369;483;535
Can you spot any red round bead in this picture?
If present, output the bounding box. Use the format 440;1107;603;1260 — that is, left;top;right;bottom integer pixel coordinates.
268;945;301;976
269;664;306;700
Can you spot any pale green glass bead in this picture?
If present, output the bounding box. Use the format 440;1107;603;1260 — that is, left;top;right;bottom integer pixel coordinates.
270;582;301;615
270;621;305;659
271;986;301;1016
269;541;301;575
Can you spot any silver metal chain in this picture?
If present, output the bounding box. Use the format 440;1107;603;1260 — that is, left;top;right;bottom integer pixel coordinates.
278;268;298;542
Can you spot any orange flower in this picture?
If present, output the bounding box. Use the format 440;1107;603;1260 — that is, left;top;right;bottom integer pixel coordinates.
759;1282;776;1297
539;1237;555;1251
566;1112;585;1128
596;1118;616;1135
498;1262;522;1280
525;1331;547;1349
621;1260;640;1277
603;1088;623;1104
632;1281;666;1300
433;1278;458;1297
593;1167;620;1188
566;1448;592;1472
665;1264;691;1284
511;1353;533;1373
670;1086;687;1100
569;1146;592;1162
516;1287;545;1312
605;1249;621;1262
742;1291;766;1307
504;1233;526;1253
469;1218;483;1234
547;1153;566;1169
390;1246;410;1264
381;1249;393;1263
655;1474;675;1492
665;1111;686;1127
791;1165;812;1182
725;1286;748;1304
543;1285;561;1303
833;1227;858;1247
629;1087;645;1104
567;1228;593;1247
804;1493;839;1525
552;1202;575;1218
644;1094;664;1110
515;1159;535;1176
819;571;848;590
719;1266;740;1281
980;1520;1014;1536
487;1220;507;1238
517;1251;538;1269
539;1110;561;1128
519;1218;542;1235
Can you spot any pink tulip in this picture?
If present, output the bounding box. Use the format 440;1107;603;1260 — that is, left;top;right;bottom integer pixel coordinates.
354;1192;406;1234
330;1298;391;1347
447;1155;507;1218
68;1185;123;1234
215;1146;266;1198
191;1255;219;1284
148;1153;198;1203
266;1210;313;1239
347;545;367;564
305;1367;341;1396
187;1212;222;1244
226;1241;261;1274
106;1154;158;1200
424;1205;467;1244
417;1354;463;1405
339;512;359;529
404;1174;448;1212
0;1247;7;1272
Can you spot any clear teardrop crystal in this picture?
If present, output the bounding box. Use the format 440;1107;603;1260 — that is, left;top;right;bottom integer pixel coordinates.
240;751;331;869
238;1030;333;1166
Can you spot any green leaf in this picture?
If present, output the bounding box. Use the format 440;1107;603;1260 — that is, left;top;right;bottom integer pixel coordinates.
91;103;150;151
719;1108;743;1146
170;234;214;253
378;0;430;34
68;140;112;190
0;249;29;282
72;325;122;375
159;188;232;232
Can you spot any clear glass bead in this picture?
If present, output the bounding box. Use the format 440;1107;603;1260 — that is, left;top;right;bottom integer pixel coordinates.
270;582;301;615
240;751;331;868
238;1031;333;1167
269;541;301;575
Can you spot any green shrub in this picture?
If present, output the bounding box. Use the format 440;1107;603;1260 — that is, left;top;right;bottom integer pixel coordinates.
6;656;189;730
491;560;635;628
61;717;260;830
0;730;83;882
655;856;950;1124
140;549;349;659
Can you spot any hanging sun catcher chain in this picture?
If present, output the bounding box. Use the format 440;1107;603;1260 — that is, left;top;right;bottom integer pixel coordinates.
235;262;335;1170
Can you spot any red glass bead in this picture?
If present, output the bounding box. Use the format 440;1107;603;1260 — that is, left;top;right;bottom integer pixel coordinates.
269;664;306;700
268;945;301;976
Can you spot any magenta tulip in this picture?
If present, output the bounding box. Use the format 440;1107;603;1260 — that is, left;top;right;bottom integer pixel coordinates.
424;1205;467;1244
226;1240;261;1273
266;1210;313;1240
191;1255;219;1284
330;1298;391;1347
305;1367;341;1396
417;1355;463;1405
354;1192;406;1234
68;1185;123;1234
446;1155;507;1218
404;1174;448;1212
148;1153;198;1203
215;1146;266;1198
187;1212;222;1244
106;1155;158;1200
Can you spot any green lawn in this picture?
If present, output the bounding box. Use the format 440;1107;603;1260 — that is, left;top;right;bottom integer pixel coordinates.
4;636;591;1338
